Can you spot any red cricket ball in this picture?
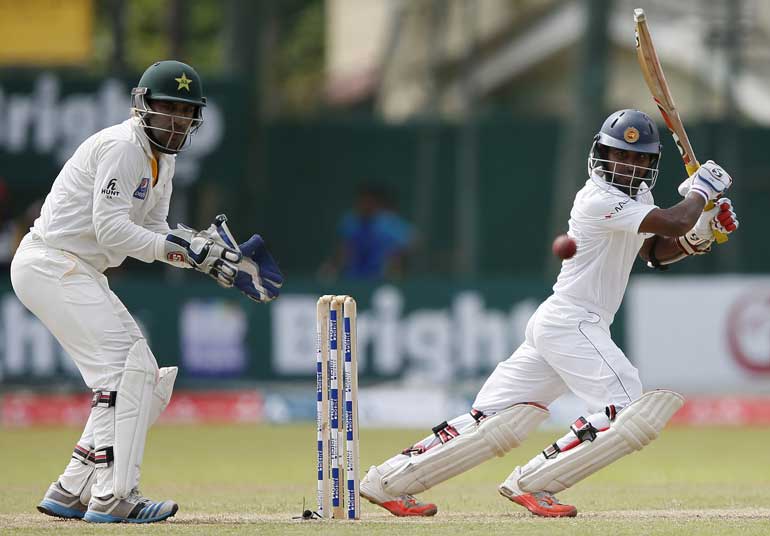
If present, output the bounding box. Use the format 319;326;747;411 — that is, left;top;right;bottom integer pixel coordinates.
552;234;577;260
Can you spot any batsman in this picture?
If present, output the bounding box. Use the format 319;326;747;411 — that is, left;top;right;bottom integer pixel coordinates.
359;109;739;517
10;60;283;523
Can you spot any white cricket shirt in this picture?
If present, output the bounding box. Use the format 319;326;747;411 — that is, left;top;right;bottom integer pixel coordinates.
31;117;175;272
552;172;657;323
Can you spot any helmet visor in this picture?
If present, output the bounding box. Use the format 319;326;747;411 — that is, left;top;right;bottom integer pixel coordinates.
588;141;659;197
131;88;203;153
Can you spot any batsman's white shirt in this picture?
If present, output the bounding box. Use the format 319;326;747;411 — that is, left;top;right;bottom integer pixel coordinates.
553;173;656;324
474;173;657;414
11;116;174;389
33;116;175;272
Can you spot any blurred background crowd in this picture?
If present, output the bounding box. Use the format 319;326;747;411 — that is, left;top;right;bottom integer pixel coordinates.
1;0;768;429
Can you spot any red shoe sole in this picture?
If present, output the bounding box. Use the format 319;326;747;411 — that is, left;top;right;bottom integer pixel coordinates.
501;490;577;518
379;500;438;517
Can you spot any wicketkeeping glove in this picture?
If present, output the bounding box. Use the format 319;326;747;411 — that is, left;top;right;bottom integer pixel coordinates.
208;215;284;303
234;234;284;303
163;226;242;287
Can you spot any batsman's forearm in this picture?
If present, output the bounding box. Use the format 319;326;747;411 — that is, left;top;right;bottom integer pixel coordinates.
660;193;707;236
648;236;688;264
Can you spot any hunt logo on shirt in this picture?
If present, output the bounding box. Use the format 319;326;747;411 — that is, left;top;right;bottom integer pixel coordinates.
133;177;150;200
101;178;120;199
604;199;630;219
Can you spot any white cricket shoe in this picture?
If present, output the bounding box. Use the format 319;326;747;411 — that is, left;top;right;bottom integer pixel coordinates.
37;481;88;519
499;467;577;518
83;489;178;523
360;465;437;517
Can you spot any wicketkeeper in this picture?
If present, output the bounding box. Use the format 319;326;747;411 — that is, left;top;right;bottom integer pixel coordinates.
10;60;283;523
359;109;739;517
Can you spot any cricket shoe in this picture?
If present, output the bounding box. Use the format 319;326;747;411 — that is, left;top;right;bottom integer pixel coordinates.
498;467;577;518
83;489;178;523
360;465;438;517
37;481;88;519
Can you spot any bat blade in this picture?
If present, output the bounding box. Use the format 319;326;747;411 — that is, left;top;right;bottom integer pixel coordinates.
634;8;727;243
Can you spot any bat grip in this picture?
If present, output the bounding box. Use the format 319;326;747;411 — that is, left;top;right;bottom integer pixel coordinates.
686;163;729;245
705;200;729;244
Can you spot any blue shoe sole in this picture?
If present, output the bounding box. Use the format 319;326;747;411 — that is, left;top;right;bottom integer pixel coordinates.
37;500;85;519
84;503;178;523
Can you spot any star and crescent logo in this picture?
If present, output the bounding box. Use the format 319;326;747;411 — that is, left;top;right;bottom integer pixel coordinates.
175;72;192;92
623;126;640;143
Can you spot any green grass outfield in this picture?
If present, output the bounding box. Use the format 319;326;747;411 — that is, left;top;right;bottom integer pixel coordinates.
2;424;770;535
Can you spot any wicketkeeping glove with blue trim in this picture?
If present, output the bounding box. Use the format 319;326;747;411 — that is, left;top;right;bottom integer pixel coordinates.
204;215;284;303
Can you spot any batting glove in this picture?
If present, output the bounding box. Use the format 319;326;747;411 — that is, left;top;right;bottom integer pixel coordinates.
711;197;739;236
685;160;733;202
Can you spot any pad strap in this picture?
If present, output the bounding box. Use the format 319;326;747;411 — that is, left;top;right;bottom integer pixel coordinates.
432;421;460;444
72;443;94;466
90;446;114;469
542;443;561;460
91;390;117;408
470;408;486;423
570;416;598;443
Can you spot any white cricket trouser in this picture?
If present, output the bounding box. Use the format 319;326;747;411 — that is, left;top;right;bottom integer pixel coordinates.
473;293;642;414
11;233;157;498
374;293;643;496
10;233;148;390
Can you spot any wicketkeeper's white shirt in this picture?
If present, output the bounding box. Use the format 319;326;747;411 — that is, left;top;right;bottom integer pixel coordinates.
552;173;657;324
31;117;175;272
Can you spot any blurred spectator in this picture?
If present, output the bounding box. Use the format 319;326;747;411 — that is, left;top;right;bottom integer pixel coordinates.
320;184;416;280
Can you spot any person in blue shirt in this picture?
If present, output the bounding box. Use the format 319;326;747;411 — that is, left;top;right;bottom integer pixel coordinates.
323;184;415;279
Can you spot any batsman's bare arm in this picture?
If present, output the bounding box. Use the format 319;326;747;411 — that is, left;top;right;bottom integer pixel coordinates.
637;192;706;264
639;192;706;237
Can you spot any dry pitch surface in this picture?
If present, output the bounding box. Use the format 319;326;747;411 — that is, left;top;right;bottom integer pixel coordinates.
2;424;769;535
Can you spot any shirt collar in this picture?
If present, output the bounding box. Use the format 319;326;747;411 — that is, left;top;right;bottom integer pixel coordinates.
589;171;644;199
128;115;177;164
128;116;156;158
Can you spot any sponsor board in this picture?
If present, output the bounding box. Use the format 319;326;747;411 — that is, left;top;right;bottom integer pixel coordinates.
672;396;770;426
0;282;544;385
0;74;224;183
272;285;539;383
180;300;248;378
12;387;767;428
1;390;264;427
627;276;770;394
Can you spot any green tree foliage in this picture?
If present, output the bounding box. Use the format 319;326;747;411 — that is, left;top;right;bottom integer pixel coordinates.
92;0;326;115
93;0;225;74
270;0;325;115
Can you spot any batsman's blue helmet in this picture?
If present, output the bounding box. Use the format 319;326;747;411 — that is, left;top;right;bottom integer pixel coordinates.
588;109;662;195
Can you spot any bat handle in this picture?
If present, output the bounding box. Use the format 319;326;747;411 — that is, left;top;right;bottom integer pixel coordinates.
705;200;729;244
686;162;729;244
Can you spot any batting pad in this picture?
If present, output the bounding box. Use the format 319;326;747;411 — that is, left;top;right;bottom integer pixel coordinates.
518;390;684;494
382;403;549;496
149;367;177;425
113;339;158;499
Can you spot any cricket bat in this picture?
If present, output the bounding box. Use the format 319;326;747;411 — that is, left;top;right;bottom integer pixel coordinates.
634;8;727;243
